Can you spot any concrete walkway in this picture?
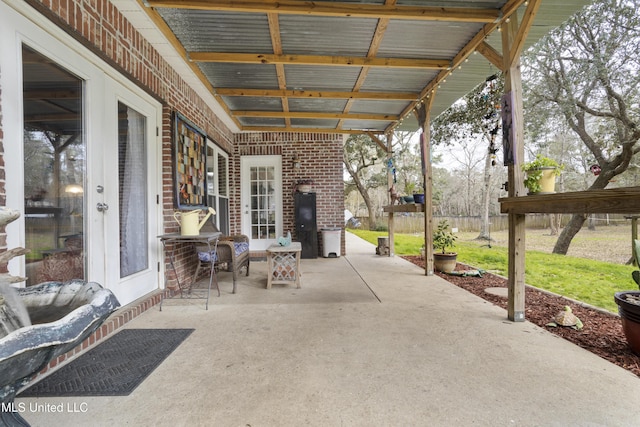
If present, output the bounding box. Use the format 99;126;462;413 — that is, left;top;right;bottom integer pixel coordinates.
17;232;640;426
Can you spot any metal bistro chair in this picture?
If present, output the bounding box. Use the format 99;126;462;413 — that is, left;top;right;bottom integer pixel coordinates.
193;217;250;294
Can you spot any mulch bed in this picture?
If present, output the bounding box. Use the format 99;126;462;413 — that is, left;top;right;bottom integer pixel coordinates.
402;256;640;378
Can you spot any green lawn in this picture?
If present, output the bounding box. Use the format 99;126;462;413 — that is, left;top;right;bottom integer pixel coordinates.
348;229;635;313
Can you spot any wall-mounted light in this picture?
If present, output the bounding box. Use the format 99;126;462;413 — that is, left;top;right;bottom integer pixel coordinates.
292;153;301;170
65;184;83;194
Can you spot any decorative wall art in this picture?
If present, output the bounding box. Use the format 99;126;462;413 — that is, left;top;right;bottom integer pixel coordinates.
173;112;207;209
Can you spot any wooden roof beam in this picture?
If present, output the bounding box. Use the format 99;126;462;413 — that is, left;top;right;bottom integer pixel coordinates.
338;0;395;135
366;132;389;153
267;13;291;127
214;88;417;101
241;126;384;135
234;111;398;120
475;41;504;71
508;0;542;66
189;52;449;69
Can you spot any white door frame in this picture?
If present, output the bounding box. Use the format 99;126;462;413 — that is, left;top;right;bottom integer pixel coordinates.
240;155;283;251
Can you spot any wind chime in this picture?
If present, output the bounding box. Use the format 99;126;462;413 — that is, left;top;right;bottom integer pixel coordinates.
387;158;397;184
484;74;501;166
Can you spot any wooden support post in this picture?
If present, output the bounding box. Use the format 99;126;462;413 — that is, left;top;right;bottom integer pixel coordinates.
386;132;395;257
415;97;435;275
388;210;395;257
502;9;532;322
507;213;526;321
421;126;434;276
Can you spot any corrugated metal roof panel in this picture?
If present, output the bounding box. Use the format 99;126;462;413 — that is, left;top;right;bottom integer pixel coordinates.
279;15;378;56
238;117;286;127
361;68;436;93
223;96;282;111
284;65;361;91
157;9;273;53
288;98;349;113
350;100;413;115
198;63;279;89
290;119;341;128
379;20;481;59
341;119;390;131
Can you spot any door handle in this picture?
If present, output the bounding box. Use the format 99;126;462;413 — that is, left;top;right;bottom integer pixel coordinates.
96;202;109;212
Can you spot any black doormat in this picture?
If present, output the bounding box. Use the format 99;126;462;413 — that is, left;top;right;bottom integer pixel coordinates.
19;328;194;397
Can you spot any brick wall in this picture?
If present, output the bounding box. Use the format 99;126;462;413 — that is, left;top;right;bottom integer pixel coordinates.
8;0;348;286
234;133;346;256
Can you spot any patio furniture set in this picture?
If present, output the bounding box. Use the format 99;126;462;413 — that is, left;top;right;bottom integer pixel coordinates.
159;219;303;309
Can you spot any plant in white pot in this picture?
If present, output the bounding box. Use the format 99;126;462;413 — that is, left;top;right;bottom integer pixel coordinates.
522;155;564;194
432;219;457;273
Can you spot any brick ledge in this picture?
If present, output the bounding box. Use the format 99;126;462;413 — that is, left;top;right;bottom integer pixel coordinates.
32;289;168;380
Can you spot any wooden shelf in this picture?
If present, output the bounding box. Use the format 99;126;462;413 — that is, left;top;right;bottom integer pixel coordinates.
499;187;640;214
383;203;424;213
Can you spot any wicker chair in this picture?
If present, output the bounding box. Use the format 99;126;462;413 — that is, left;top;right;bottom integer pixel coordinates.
193;218;250;294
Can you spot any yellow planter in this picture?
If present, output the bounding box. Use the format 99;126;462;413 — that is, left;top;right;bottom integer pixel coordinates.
538;167;557;193
526;167;557;194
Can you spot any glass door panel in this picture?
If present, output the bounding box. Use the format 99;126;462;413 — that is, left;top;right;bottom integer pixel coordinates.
118;102;148;278
205;141;229;235
250;166;277;240
241;155;282;251
22;45;85;285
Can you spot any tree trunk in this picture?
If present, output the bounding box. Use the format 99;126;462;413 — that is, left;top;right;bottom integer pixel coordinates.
551;170;622;253
476;149;493;241
552;213;587;254
549;213;561;236
364;194;377;230
351;179;376;230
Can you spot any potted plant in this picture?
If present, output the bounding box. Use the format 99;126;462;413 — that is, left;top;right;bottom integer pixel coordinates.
522;155;564;194
403;182;416;203
413;184;425;204
432;219;457;273
614;239;640;355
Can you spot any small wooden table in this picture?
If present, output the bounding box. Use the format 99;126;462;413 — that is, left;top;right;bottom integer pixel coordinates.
266;242;302;289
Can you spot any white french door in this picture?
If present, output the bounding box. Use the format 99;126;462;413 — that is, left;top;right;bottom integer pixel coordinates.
241;155;282;251
98;78;161;303
2;1;161;305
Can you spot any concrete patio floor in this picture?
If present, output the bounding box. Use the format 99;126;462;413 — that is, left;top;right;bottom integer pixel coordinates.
17;232;640;426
